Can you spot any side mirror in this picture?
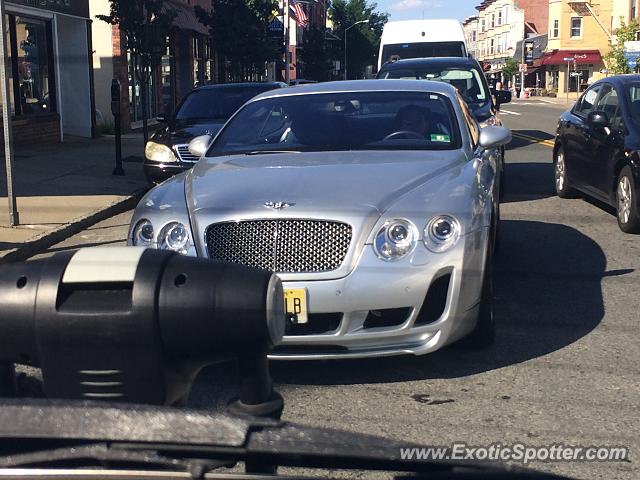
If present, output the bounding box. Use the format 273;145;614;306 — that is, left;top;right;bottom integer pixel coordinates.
587;110;609;129
478;125;512;149
188;134;213;158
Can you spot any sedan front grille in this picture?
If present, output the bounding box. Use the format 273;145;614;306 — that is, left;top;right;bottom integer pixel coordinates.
205;220;352;273
175;145;200;163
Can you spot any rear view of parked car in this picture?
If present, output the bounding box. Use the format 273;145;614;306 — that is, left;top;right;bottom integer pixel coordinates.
143;82;286;185
554;75;640;233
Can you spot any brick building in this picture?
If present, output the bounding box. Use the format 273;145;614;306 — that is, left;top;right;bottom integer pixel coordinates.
91;0;212;132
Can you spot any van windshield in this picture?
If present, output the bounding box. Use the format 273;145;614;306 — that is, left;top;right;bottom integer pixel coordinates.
380;42;466;65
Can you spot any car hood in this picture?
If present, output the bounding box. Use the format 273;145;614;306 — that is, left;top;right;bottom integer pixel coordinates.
186;150;468;218
152;121;226;145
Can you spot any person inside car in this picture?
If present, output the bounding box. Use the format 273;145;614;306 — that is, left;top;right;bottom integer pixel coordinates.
393;104;430;137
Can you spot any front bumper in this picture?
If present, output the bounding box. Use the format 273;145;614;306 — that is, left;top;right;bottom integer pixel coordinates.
268;227;489;360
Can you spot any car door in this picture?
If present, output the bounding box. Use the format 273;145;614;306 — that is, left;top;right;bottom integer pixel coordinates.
586;84;626;200
562;84;602;188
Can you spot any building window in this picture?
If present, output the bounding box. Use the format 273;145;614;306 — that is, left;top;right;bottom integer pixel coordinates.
1;15;56;117
491;14;495;28
497;10;502;26
490;38;495;54
552;19;559;38
160;36;174;115
632;0;638;20
481;19;485;32
471;30;477;42
571;17;582;38
503;6;509;23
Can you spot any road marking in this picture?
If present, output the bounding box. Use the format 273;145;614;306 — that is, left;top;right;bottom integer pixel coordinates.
500;109;521;116
511;132;555;148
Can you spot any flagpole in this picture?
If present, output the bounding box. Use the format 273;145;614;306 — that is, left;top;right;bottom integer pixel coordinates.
284;0;290;84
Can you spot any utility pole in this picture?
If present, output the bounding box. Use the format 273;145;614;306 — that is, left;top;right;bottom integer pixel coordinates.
284;0;290;84
0;0;19;226
344;20;369;81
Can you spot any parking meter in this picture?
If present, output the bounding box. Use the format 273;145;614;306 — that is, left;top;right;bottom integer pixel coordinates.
0;247;286;418
111;79;124;176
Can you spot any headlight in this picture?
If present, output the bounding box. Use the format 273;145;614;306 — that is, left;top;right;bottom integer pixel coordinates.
373;219;417;261
145;141;177;163
132;219;155;247
158;222;190;254
423;215;461;253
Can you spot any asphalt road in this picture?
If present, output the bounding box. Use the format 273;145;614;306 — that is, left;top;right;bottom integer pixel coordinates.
30;99;639;479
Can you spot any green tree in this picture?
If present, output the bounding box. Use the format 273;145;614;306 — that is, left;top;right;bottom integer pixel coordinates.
329;0;389;79
196;0;279;82
502;58;519;82
300;27;332;81
97;0;177;143
605;18;640;75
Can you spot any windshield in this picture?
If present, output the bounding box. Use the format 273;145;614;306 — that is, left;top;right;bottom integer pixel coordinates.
627;83;640;122
207;91;461;156
381;42;466;65
175;86;276;122
378;66;489;107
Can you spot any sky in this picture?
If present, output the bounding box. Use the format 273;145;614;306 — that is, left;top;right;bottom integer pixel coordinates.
376;0;479;22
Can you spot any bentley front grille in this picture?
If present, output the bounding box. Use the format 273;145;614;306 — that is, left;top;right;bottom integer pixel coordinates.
205;219;352;273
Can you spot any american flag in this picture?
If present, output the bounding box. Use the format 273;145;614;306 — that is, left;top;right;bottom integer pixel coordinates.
290;0;308;28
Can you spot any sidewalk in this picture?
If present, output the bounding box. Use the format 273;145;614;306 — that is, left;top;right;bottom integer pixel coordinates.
0;134;149;263
512;93;578;108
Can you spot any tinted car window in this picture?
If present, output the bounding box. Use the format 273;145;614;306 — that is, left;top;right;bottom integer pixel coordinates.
378;66;489;107
457;94;479;146
594;85;622;129
209;91;461;156
381;42;466;65
627;84;640;122
573;85;601;117
175;87;275;121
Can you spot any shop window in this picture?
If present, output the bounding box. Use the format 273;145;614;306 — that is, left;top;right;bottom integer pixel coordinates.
2;15;55;116
161;36;174;115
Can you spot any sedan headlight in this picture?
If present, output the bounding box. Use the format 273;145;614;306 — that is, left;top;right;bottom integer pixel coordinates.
373;219;417;261
145;141;177;163
132;219;155;247
423;215;461;253
158;222;190;254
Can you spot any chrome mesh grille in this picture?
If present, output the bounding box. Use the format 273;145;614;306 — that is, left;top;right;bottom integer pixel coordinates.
205;220;352;273
175;145;200;163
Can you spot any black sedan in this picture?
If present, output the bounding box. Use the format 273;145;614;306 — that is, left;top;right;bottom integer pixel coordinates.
376;57;511;198
554;75;640;233
144;82;286;184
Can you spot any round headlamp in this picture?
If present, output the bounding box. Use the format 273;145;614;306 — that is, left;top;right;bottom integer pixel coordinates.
159;222;190;254
145;141;177;163
373;219;417;261
424;215;461;253
132;219;155;247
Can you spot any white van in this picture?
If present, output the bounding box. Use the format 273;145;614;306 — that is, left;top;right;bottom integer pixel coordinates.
377;19;467;71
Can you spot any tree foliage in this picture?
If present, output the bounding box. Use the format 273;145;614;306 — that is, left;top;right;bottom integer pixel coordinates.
300;27;332;81
196;0;280;81
502;58;519;80
97;0;176;140
329;0;389;79
605;18;640;75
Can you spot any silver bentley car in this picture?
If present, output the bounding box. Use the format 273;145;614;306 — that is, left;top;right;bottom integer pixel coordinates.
128;80;511;360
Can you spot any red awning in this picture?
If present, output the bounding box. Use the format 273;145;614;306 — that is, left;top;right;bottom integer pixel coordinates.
541;50;602;65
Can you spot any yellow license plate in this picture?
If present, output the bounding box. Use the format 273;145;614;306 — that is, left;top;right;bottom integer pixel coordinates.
284;288;308;324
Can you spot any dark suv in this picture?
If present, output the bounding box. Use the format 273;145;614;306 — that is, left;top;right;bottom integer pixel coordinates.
144;82;286;184
377;57;511;197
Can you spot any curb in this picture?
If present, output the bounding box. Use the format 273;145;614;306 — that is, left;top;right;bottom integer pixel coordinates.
0;189;147;264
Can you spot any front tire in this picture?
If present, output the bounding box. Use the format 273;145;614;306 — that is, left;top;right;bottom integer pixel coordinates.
554;146;576;198
616;166;640;233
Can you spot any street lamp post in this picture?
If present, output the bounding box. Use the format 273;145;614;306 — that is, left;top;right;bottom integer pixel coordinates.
344;20;369;80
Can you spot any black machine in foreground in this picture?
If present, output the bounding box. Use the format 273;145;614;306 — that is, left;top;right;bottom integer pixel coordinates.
0;248;571;479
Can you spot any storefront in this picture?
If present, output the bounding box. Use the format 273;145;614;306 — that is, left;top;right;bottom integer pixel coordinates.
541;50;604;95
2;0;92;144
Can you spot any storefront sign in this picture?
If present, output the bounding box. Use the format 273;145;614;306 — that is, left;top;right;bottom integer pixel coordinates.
8;0;89;18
